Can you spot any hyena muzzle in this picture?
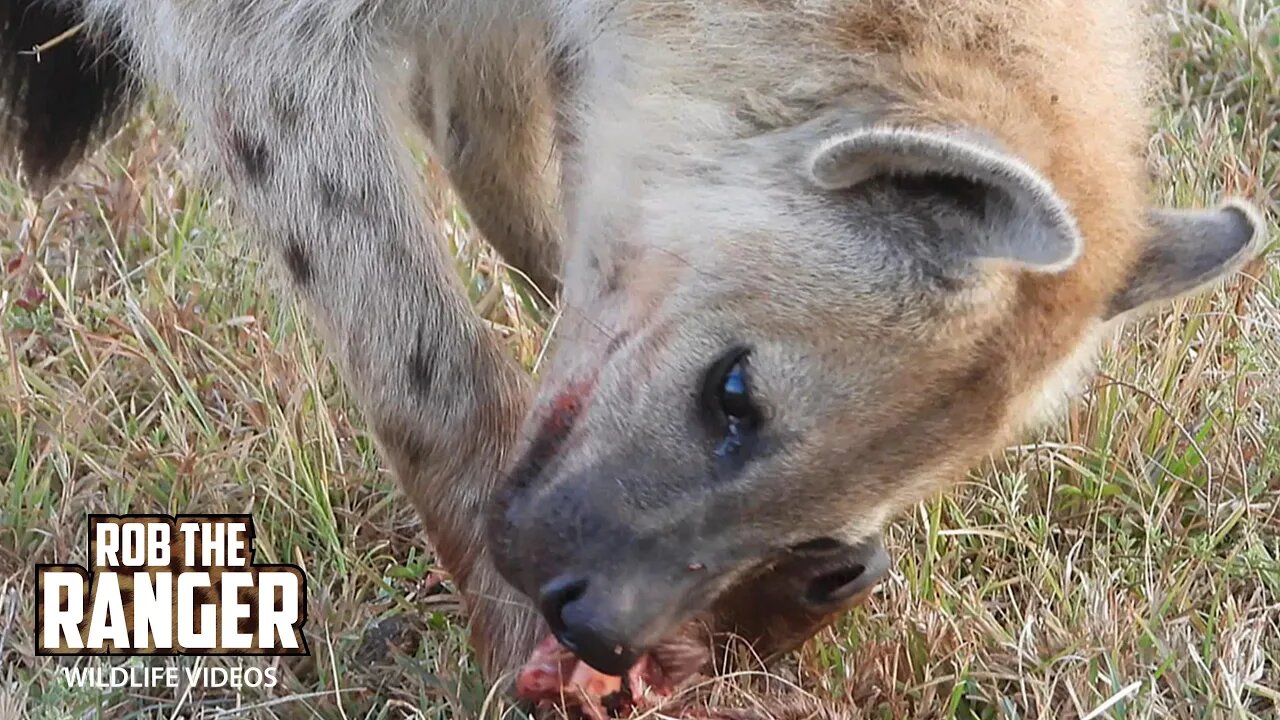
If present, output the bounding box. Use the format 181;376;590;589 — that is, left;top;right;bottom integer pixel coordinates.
2;0;1268;713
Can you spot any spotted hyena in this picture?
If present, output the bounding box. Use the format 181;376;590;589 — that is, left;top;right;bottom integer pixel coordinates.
2;0;1266;713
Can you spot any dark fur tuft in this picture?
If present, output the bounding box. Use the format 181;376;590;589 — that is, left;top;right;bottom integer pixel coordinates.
0;0;138;192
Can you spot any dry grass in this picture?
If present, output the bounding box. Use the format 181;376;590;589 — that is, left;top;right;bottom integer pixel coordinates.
1;1;1277;718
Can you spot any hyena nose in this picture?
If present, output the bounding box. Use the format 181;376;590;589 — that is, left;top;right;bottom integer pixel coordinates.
538;574;642;676
802;535;892;608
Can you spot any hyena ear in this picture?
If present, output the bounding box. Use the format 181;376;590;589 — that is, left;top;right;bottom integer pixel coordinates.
809;127;1082;273
1105;200;1267;320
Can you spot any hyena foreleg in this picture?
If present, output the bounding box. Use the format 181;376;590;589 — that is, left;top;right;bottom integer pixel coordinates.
17;0;547;675
410;25;565;298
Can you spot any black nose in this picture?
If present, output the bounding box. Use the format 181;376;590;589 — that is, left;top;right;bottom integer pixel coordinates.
538;575;642;676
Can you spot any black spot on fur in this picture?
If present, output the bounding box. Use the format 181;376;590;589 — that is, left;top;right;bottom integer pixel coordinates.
406;323;438;398
0;1;139;191
283;238;312;285
230;131;271;183
602;265;623;294
313;169;377;217
270;82;303;131
314;170;346;212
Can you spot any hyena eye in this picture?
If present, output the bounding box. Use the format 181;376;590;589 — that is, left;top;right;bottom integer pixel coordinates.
720;362;753;420
702;346;760;434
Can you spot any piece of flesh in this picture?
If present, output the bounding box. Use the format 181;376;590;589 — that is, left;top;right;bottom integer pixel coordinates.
516;624;711;719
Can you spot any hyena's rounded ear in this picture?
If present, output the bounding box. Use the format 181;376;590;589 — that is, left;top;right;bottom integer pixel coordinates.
808;127;1082;274
1105;200;1267;320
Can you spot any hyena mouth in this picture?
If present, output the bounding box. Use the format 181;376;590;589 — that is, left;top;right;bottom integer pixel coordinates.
513;537;891;718
515;619;711;720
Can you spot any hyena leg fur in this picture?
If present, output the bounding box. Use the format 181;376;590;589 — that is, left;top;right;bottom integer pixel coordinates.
47;2;546;675
410;29;564;299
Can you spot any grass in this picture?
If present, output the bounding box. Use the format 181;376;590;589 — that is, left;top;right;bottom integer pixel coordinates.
1;1;1277;718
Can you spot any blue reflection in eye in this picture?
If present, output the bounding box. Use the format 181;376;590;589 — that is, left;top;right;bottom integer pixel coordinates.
718;360;755;425
723;364;747;397
713;357;755;461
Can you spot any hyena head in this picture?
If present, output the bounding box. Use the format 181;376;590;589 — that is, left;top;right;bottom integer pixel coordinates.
488;2;1268;674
